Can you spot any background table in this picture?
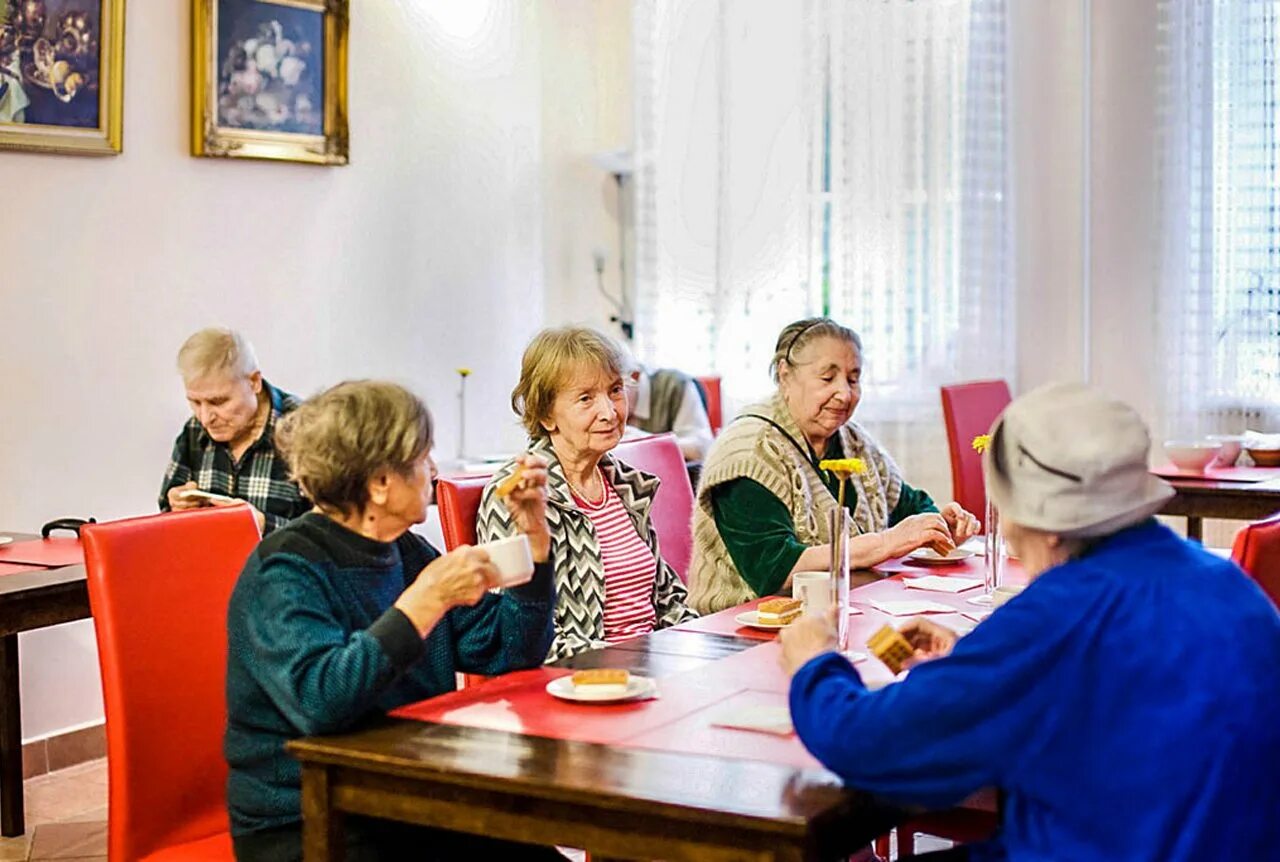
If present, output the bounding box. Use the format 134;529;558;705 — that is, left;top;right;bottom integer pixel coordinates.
1158;476;1280;541
0;533;89;837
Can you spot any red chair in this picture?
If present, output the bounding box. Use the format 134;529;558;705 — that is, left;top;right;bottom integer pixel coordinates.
695;375;723;435
82;506;260;861
1231;513;1280;608
615;432;696;582
940;380;1012;529
436;474;492;550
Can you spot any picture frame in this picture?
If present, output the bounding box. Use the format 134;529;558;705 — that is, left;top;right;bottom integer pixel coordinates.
0;0;126;156
191;0;347;165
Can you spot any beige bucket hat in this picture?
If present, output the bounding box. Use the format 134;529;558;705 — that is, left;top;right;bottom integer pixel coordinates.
983;382;1174;538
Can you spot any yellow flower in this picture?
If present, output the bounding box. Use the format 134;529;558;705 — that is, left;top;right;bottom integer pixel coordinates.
819;458;866;478
456;367;472;377
972;434;991;454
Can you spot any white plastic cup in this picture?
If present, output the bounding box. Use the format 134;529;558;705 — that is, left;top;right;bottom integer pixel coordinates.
475;534;534;587
792;571;833;617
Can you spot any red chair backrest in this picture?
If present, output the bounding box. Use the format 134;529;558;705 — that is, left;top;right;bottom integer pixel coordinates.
436;475;491;550
695;375;723;435
614;433;696;581
82;507;260;862
1232;514;1280;608
940;379;1012;530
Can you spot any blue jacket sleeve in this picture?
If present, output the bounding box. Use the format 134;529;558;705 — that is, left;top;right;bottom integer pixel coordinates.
243;556;423;736
789;578;1094;808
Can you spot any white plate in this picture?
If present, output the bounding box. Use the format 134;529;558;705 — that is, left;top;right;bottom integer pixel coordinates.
908;546;976;565
546;675;657;704
734;610;795;631
0;536;11;547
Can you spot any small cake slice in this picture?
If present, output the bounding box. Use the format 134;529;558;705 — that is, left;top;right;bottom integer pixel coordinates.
757;597;802;626
571;668;631;696
867;625;915;675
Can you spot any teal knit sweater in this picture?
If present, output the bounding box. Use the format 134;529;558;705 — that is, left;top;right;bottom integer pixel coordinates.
224;513;555;836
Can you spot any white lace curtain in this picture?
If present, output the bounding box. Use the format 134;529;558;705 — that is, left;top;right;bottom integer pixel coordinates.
1158;0;1280;438
632;0;1012;498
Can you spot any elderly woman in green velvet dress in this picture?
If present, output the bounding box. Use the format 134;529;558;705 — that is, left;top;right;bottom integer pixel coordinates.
689;317;980;614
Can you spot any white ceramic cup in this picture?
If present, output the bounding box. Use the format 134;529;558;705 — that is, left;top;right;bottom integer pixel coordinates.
476;534;534;587
792;571;833;617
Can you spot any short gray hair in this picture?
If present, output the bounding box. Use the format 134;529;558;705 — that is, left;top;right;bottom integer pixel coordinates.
176;328;259;382
769;317;862;383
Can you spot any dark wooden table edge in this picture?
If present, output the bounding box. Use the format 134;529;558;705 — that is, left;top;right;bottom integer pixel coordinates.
289;718;906;861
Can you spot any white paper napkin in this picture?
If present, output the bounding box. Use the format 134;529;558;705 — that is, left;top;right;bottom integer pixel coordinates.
710;705;794;736
903;576;984;593
867;598;958;616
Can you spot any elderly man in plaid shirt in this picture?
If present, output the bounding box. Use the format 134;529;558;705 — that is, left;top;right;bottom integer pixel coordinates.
159;328;309;534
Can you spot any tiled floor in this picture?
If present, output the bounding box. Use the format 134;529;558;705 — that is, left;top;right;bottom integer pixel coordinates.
0;759;106;861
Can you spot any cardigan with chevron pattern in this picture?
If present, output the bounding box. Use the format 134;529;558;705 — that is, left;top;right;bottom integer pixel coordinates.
477;436;697;661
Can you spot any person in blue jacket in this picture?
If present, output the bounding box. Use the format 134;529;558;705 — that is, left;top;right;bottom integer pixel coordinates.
781;382;1280;862
225;380;563;861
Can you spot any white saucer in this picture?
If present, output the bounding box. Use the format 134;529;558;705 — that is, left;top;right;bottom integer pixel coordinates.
734;610;794;631
546;675;657;704
966;594;994;607
908;547;976;565
0;536;12;547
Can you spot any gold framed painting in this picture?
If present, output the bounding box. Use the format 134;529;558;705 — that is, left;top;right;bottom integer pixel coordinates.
192;0;347;165
0;0;126;156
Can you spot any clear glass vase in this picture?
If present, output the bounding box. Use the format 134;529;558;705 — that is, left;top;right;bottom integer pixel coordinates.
830;508;852;651
982;497;1004;599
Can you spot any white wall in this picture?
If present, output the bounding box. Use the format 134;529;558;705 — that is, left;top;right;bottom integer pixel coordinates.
0;1;629;739
1011;0;1162;421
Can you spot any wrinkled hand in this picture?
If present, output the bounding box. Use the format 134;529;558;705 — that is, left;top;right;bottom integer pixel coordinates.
779;609;837;677
899;618;958;667
500;453;552;562
940;502;980;546
166;481;202;511
397;546;501;636
884;512;954;558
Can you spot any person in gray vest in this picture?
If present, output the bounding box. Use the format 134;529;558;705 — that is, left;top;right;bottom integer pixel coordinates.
622;351;714;462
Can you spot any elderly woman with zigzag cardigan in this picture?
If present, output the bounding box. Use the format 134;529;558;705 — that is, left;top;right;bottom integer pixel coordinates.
478;326;696;662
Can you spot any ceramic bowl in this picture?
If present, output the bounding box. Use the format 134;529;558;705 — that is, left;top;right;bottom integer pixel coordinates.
1164;441;1222;472
1247;447;1280;468
1206;435;1245;467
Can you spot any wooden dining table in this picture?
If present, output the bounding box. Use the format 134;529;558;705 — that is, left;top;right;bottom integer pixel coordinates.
0;533;90;837
288;554;1014;861
1157;474;1280;541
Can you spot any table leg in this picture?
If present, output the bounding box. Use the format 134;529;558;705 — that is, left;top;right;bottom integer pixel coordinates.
301;764;344;862
0;634;24;837
1186;516;1203;543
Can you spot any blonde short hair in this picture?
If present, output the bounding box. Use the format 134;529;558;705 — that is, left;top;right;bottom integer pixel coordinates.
176;328;259;382
511;326;626;438
275;380;433;515
769;317;862;383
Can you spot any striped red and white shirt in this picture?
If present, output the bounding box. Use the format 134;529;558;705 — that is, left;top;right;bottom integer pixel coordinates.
571;476;657;642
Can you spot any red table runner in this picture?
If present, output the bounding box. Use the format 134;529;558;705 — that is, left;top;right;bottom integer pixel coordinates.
1151;463;1280;483
669;596;776;640
0;562;52;578
0;537;84;567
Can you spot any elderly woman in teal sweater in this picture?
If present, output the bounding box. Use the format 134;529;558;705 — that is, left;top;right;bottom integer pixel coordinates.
224;381;562;862
689;317;980;614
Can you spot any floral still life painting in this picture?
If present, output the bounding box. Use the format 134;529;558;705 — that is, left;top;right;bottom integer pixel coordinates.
0;0;125;155
193;0;348;165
